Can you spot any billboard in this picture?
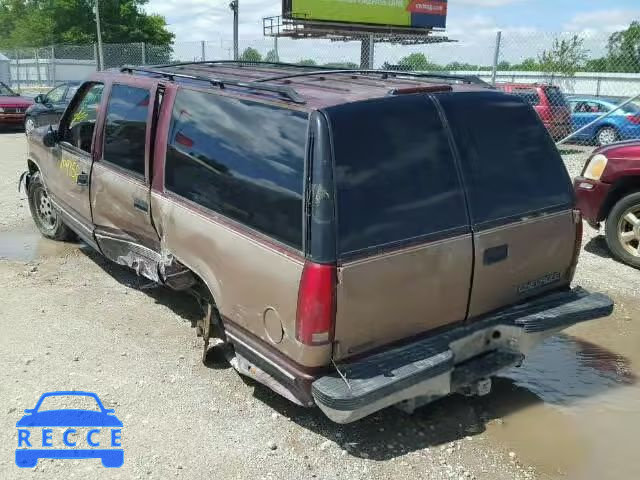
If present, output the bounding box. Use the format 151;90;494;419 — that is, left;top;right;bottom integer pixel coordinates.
284;0;448;29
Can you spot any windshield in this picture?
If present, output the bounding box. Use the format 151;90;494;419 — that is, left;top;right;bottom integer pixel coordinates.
543;86;568;107
0;82;16;96
37;395;101;412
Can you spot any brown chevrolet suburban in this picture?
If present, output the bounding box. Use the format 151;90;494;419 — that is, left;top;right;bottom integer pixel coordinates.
22;62;613;423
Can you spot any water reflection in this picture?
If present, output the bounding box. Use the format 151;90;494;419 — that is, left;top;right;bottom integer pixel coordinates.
501;333;636;406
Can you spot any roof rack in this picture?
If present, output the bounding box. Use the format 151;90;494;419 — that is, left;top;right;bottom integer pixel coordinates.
149;61;491;87
120;65;306;104
152;60;325;70
254;69;491;87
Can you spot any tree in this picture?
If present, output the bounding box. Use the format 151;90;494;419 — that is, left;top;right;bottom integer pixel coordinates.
397;53;439;71
264;49;279;63
297;59;316;66
511;58;540;71
0;0;174;49
538;35;588;76
240;47;262;62
606;21;640;72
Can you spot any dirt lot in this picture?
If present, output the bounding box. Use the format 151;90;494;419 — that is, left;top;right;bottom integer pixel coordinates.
0;132;638;480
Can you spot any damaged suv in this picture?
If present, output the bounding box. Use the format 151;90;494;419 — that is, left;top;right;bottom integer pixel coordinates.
23;62;613;423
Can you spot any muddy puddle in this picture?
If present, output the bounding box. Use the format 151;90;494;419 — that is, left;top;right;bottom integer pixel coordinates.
0;231;75;261
483;301;640;480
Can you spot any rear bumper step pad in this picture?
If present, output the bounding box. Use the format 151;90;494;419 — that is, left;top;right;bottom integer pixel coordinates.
312;288;613;422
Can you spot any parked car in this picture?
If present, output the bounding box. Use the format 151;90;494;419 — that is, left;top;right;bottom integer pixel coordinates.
496;82;572;140
567;96;640;146
24;82;81;135
22;63;612;423
574;141;640;268
0;81;33;128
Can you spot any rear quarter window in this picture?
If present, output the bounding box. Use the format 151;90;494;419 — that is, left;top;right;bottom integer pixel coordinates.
325;95;469;257
436;91;573;228
164;89;308;249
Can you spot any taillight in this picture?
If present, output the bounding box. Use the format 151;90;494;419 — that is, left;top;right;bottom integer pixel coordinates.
568;209;583;281
627;114;640;124
296;262;336;346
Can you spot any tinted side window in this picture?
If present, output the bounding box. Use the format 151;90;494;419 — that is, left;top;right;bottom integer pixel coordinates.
437;91;573;227
103;85;150;176
165;89;308;249
325;95;469;256
62;83;104;153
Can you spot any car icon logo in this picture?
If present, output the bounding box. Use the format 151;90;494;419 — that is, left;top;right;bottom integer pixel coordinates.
15;391;123;468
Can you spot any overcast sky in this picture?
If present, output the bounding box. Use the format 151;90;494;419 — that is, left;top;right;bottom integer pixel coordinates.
146;0;640;66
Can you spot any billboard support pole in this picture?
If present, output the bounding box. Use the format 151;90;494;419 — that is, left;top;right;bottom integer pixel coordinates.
491;31;502;86
360;34;374;69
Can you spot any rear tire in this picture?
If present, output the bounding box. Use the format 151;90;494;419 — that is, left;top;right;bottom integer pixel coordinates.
605;192;640;269
27;171;74;241
596;126;619;146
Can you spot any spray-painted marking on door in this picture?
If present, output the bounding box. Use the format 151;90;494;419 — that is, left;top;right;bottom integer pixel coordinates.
60;157;81;182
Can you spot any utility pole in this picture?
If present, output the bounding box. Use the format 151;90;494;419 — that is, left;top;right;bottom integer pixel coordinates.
93;0;105;70
491;31;502;86
229;0;239;60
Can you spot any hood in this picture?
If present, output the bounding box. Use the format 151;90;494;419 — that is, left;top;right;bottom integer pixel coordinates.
595;140;640;160
16;409;123;427
0;96;33;108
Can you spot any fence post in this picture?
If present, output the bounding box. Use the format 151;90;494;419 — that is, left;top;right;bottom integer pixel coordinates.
491;31;502;86
51;45;56;86
596;77;602;97
141;42;146;65
93;44;99;71
14;49;21;93
35;48;42;86
201;41;206;61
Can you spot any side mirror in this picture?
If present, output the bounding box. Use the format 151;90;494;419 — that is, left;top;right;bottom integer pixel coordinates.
43;127;58;148
34;94;44;104
104;408;115;414
23;409;34;414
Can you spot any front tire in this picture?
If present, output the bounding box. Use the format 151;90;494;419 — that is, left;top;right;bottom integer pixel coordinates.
605;192;640;269
596;126;619;146
27;172;74;241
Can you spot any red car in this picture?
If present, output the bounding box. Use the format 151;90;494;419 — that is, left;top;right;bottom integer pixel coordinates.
574;141;640;268
0;81;33;127
496;82;572;140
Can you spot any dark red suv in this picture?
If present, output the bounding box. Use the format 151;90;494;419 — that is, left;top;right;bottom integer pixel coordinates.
496;83;572;140
574;141;640;268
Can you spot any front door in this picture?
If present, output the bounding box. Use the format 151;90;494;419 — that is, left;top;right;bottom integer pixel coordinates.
47;82;105;246
90;80;161;281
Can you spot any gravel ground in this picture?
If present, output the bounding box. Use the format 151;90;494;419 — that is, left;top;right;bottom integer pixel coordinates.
0;132;636;479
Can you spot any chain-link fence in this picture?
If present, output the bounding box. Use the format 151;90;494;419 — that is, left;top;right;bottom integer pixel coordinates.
1;30;639;154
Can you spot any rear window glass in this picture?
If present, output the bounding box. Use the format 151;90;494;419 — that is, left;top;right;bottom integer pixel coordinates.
437;91;573;227
543;86;568;107
620;102;640;113
325;95;469;256
165;89;308;249
511;88;540;106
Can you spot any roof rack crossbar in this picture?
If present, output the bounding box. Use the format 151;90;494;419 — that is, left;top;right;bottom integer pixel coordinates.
254;69;490;86
120;65;306;104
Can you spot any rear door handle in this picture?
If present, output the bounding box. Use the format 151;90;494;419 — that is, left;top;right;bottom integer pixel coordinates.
484;244;509;265
133;198;148;213
76;172;89;186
